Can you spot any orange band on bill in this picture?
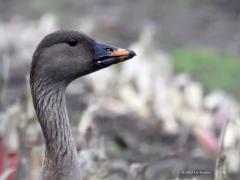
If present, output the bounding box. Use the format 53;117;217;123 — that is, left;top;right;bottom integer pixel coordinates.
111;48;130;57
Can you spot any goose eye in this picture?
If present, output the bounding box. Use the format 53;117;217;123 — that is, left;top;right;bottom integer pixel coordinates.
67;38;78;46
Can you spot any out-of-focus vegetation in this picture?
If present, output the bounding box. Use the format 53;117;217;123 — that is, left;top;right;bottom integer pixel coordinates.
171;49;240;98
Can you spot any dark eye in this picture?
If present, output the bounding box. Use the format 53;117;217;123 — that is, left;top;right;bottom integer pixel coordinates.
67;38;78;46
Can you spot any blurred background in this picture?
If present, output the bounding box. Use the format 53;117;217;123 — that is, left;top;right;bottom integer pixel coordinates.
0;0;240;179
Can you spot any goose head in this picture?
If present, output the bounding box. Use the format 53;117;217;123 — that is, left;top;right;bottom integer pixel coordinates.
31;30;136;85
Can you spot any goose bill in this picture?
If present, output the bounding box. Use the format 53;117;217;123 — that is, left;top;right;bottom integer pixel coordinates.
93;41;136;66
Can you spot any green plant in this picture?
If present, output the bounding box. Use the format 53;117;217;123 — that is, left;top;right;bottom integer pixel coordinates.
170;49;240;99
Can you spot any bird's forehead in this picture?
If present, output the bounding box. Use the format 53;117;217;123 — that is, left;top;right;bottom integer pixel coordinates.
36;30;92;50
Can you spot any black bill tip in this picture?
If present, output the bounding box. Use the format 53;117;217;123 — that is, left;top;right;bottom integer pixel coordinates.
128;50;136;58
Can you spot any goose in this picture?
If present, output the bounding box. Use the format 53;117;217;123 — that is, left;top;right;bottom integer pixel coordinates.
30;30;136;180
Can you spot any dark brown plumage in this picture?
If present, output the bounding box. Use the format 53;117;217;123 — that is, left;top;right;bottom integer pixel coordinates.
30;30;135;180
